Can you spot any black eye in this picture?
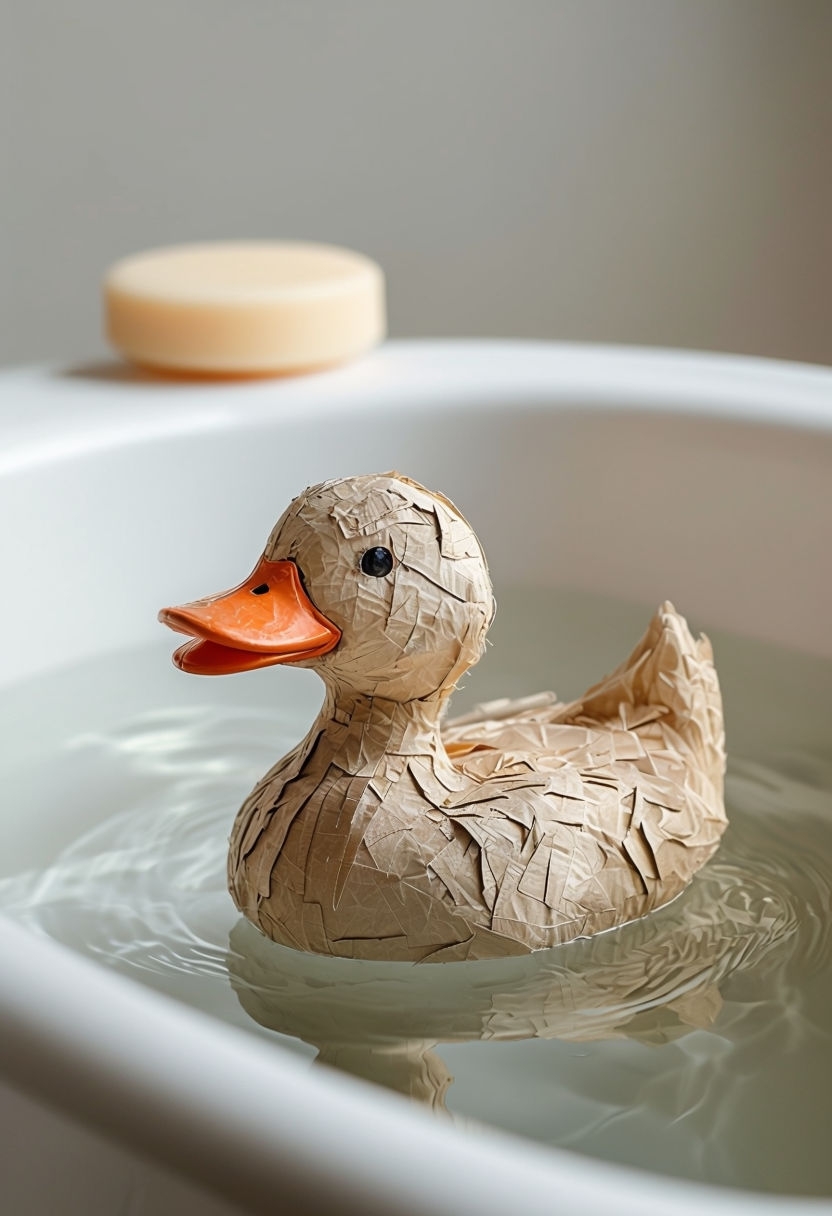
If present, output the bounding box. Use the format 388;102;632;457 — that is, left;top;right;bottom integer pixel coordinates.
360;547;394;578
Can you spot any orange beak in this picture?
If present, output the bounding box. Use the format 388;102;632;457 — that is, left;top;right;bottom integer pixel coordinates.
158;558;341;675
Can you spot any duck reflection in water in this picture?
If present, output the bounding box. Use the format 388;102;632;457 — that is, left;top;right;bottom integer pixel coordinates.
225;821;801;1113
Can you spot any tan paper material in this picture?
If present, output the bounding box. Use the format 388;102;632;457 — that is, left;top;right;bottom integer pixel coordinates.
162;473;727;961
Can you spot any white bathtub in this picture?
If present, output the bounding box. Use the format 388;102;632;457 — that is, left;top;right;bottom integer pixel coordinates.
1;341;830;1215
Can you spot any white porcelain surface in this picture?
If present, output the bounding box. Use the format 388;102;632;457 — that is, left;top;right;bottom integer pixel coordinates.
1;341;830;1215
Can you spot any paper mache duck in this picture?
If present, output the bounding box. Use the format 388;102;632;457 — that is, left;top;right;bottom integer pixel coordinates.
160;472;727;962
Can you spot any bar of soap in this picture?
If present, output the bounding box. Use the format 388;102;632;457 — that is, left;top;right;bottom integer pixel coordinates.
104;241;386;376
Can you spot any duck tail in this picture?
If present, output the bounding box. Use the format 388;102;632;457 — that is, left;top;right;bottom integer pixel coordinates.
569;602;726;795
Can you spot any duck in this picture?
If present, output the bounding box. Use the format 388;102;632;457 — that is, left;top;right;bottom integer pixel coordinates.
159;472;727;963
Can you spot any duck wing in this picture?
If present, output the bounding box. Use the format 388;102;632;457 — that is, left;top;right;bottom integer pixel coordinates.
444;602;725;799
553;601;725;803
436;604;728;949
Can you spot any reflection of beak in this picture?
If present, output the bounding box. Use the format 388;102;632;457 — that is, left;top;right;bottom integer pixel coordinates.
158;557;341;675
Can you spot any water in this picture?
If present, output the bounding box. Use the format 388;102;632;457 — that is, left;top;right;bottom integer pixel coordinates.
1;589;831;1197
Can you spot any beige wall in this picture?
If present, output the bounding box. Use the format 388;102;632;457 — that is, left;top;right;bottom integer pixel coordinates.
2;0;831;367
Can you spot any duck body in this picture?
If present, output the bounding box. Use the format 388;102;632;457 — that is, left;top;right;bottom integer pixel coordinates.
161;474;726;962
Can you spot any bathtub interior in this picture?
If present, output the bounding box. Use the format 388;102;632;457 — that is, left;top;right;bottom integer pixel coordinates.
4;370;831;681
1;346;831;1215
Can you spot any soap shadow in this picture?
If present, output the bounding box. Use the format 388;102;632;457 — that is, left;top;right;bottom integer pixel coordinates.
57;359;244;388
57;359;343;386
57;360;168;386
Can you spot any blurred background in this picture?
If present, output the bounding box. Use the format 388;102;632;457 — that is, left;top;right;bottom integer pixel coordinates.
2;0;831;368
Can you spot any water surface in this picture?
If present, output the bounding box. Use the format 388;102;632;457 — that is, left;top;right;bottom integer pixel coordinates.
1;589;830;1196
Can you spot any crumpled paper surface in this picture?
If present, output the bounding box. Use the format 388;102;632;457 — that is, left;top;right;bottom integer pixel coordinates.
228;473;727;961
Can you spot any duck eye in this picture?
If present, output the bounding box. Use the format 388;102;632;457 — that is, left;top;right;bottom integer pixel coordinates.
360;546;394;578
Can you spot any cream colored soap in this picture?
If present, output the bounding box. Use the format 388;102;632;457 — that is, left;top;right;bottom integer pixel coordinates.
104;241;386;376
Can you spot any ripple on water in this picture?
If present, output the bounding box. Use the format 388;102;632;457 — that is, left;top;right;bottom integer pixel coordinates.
1;704;832;1196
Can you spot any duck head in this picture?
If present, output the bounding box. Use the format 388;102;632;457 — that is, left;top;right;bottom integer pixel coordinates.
160;473;495;702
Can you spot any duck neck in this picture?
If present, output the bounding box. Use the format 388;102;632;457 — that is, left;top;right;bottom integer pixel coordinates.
313;683;454;778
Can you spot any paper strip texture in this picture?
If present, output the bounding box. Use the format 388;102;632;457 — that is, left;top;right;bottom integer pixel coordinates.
163;473;727;961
